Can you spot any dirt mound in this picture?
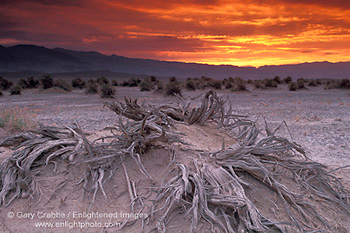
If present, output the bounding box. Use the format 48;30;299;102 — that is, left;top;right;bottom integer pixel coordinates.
0;91;349;232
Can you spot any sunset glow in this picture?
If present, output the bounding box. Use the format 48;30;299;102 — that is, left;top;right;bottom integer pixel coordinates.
1;0;350;67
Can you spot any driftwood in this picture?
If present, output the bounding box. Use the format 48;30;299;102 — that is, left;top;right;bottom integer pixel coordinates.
0;91;349;232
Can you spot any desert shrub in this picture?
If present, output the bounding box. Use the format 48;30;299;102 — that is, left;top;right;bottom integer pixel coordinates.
17;78;29;89
296;79;305;89
209;79;222;89
0;107;37;133
307;79;317;87
231;77;247;91
225;81;233;89
273;76;281;84
121;80;129;86
139;78;154;91
128;78;138;87
53;79;72;91
0;77;13;90
40;75;53;89
97;76;109;85
10;85;21;95
111;80;118;86
166;81;182;96
156;80;164;90
0;89;2;96
324;79;350;89
288;82;297;91
253;80;264;89
100;84;115;98
263;78;278;88
316;79;321;85
150;76;157;82
85;84;98;94
27;77;39;88
339;79;350;89
87;79;96;85
169;76;177;83
185;79;196;91
72;78;86;89
283;76;292;84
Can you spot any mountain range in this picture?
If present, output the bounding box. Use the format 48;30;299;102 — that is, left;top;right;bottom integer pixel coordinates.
1;44;349;79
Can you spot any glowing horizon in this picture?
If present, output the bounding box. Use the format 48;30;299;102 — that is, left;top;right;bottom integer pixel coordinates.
1;0;349;67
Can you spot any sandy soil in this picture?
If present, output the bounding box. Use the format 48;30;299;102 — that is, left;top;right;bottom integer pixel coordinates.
0;84;349;232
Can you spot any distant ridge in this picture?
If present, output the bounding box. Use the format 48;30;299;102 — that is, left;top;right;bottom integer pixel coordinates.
1;44;350;79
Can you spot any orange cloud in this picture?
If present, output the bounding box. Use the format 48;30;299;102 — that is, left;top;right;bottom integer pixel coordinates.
0;0;349;67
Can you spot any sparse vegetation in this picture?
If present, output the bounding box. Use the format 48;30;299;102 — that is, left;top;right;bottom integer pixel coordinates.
17;78;29;89
307;79;317;87
72;78;86;89
85;83;98;94
156;80;164;90
97;76;109;86
0;77;13;90
283;76;292;84
288;82;297;91
40;75;53;89
100;84;115;98
263;78;278;88
139;78;154;91
111;80;118;86
231;77;247;91
297;78;306;89
166;80;182;96
209;79;222;89
0;107;37;133
27;76;39;88
185;78;196;91
10;85;21;95
53;79;72;91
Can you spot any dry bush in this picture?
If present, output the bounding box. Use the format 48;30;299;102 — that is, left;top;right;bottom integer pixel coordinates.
231;77;247;91
96;76;109;85
1;91;349;233
209;79;222;89
273;76;281;84
166;81;182;96
156;80;164;90
150;75;157;82
87;78;96;85
53;79;72;91
111;80;118;86
253;80;264;89
185;79;196;90
72;78;86;89
0;89;2;96
85;83;98;94
283;76;292;84
308;79;317;87
27;77;39;88
296;79;305;89
127;77;139;87
0;107;37;133
100;84;115;98
0;77;13;90
288;82;297;91
316;79;322;85
263;78;278;88
10;85;21;95
40;75;53;89
139;78;154;91
17;78;29;89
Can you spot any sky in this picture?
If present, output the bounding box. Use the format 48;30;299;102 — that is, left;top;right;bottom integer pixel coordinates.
1;0;350;67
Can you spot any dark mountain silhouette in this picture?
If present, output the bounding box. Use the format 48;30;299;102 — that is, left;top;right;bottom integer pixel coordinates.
0;44;349;79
